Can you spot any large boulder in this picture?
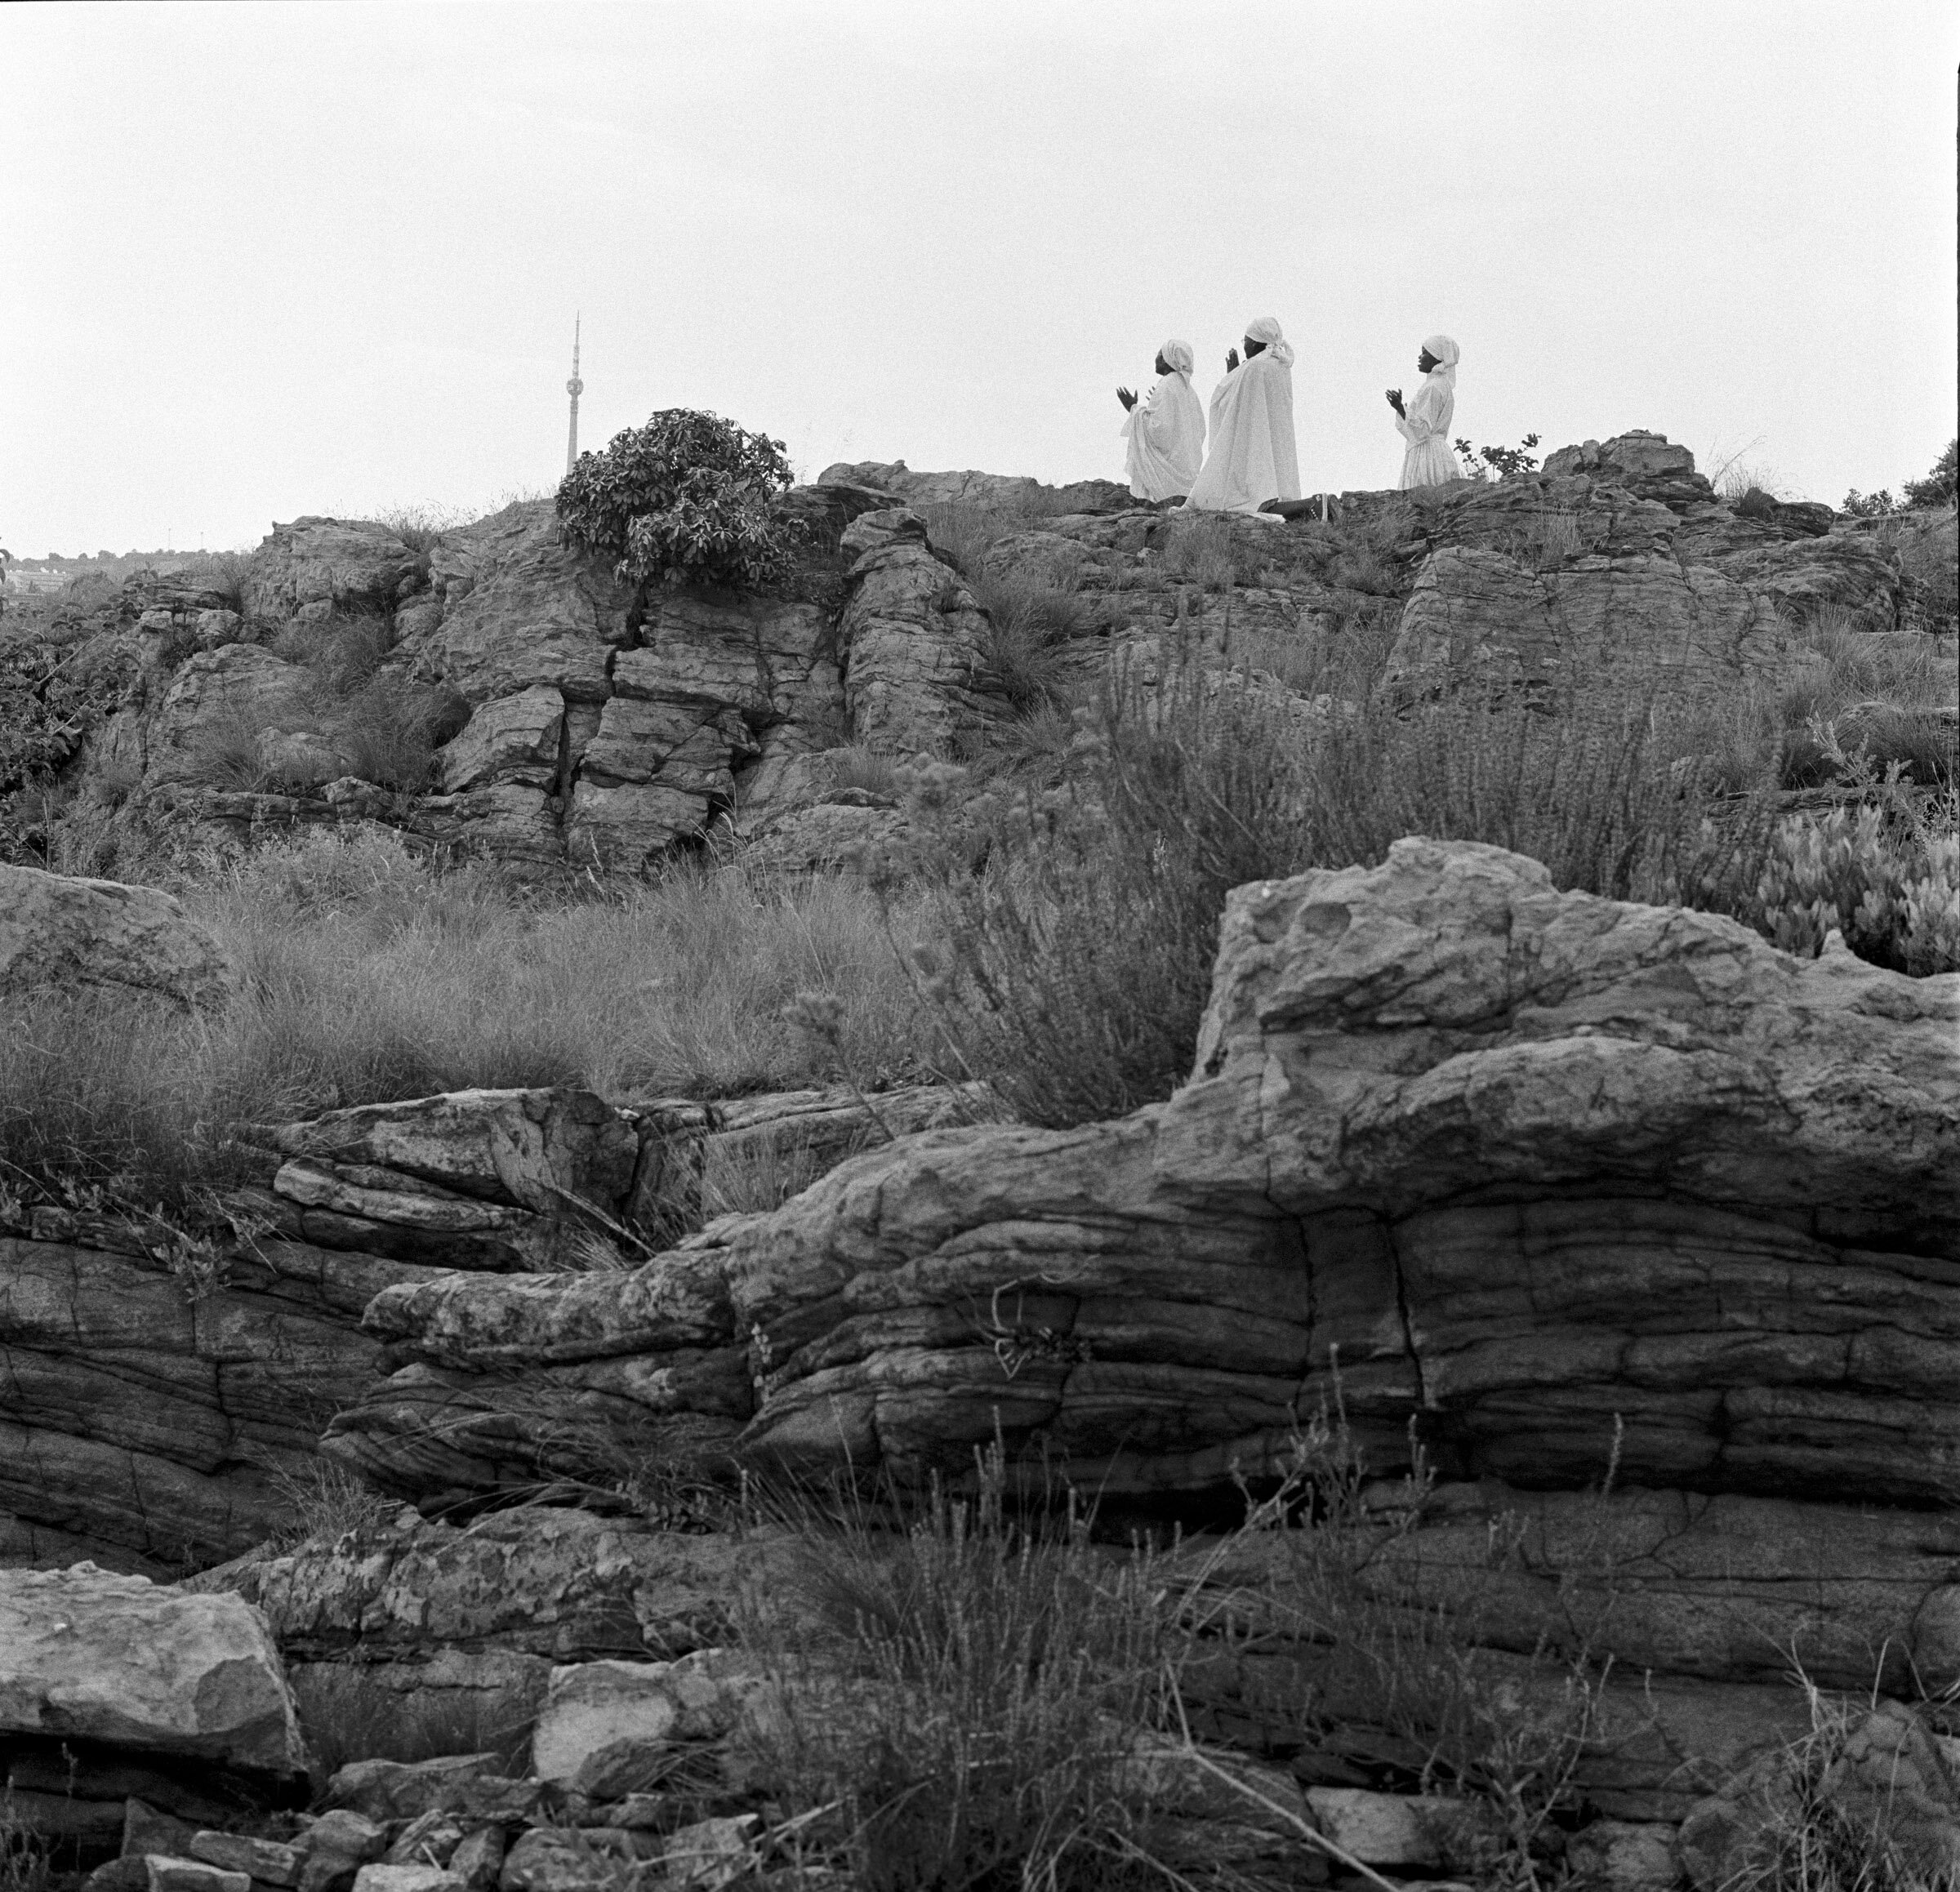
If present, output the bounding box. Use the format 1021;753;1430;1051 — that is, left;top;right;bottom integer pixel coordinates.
0;1565;306;1838
1383;544;1792;703
139;645;320;791
0;863;239;1010
208;1505;783;1664
261;1088;639;1271
0;1566;304;1772
242;518;423;624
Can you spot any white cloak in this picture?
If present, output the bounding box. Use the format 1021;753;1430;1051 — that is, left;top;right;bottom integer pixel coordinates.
1121;370;1205;501
1184;350;1300;514
1396;336;1463;488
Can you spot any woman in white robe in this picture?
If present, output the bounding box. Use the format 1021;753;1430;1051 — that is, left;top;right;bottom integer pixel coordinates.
1117;341;1205;501
1183;316;1300;514
1387;335;1463;488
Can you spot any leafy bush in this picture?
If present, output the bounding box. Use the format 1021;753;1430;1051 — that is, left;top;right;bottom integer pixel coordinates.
1905;438;1958;510
557;409;801;591
1749;794;1959;975
1454;434;1541;480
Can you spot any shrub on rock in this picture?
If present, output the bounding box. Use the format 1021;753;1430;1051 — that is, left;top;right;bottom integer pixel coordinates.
555;409;800;592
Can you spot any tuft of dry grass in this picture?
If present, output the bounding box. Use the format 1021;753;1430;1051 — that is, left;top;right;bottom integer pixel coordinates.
905;642;1771;1128
733;1447;1194;1892
826;744;903;800
0;830;934;1213
1684;607;1956;795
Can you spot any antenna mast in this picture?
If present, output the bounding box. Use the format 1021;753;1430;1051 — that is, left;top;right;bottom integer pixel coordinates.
565;315;584;475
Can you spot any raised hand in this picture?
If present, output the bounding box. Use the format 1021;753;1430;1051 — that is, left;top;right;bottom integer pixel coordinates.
1226;348;1241;372
1386;388;1405;415
1117;386;1138;411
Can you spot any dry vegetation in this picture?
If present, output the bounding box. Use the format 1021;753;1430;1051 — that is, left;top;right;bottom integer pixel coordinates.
0;836;932;1213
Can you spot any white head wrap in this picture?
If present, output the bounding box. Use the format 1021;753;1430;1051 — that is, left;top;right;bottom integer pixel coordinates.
1421;335;1460;388
1160;339;1195;376
1244;316;1295;369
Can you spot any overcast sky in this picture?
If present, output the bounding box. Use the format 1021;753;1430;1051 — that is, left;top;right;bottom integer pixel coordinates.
4;2;1955;555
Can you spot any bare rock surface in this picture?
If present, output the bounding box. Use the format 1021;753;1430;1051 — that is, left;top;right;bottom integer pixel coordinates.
390;503;633;710
242;518;424;625
0;1565;307;1831
817;459;1133;514
1383;544;1791;703
0;1233;443;1572
210;1506;784;1663
835;510;1013;751
0;862;239;1009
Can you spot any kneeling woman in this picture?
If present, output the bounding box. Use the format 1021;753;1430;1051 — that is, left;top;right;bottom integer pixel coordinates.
1386;336;1463;489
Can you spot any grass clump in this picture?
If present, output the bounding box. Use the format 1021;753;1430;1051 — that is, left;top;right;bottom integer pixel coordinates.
0;830;933;1215
918;509;1101;716
735;1449;1222;1892
905;639;1771;1129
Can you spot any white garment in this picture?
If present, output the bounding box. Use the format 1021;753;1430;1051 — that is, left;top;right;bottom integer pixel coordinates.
1183;318;1300;514
1121;339;1205;501
1396;334;1463;489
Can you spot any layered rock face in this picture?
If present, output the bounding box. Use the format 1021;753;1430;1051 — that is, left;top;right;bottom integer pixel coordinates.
324;838;1958;1507
0;1082;964;1574
0;1228;445;1574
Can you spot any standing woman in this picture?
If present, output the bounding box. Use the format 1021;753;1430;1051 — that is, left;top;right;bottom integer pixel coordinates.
1386;335;1463;488
1118;341;1205;502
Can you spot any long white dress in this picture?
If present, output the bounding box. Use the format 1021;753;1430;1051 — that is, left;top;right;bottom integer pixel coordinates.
1184;320;1300;514
1121;344;1205;501
1396;334;1463;489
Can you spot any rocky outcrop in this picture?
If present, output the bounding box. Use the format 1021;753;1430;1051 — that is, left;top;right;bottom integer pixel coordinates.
242;518;425;627
325;839;1958;1508
0;863;239;1009
0;1565;306;1840
15;434;1921;882
0;1084;965;1574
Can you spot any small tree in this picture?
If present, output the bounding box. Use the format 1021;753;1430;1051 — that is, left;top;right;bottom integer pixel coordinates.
1904;438;1958;511
556;408;800;591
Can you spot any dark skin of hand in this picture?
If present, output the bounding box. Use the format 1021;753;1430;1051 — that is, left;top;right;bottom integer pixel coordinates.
1118;352;1174;412
1387;347;1441;417
1224;336;1269;373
